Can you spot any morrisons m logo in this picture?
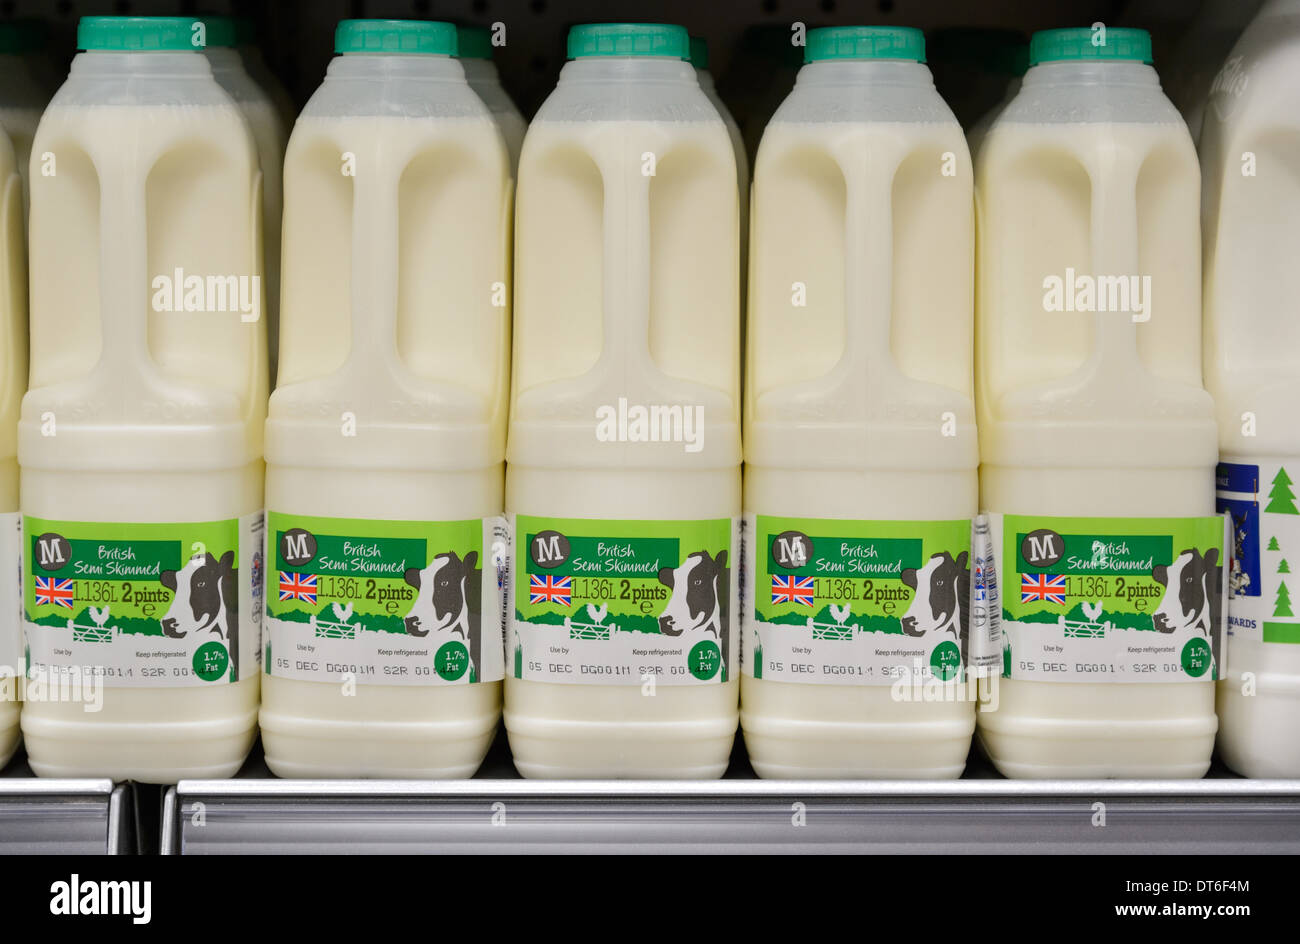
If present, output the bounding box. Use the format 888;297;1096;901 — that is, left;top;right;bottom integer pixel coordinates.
279;528;317;567
773;530;811;568
35;533;70;571
529;530;570;569
1021;529;1064;568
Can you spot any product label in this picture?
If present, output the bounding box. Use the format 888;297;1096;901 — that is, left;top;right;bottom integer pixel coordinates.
0;513;20;680
742;514;971;685
509;515;738;685
263;513;505;685
989;513;1227;682
23;513;263;686
1218;458;1300;646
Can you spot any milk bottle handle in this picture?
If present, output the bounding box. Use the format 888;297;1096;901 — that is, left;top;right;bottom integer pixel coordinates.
841;145;907;395
761;142;908;410
595;146;656;383
346;146;433;398
94;164;167;393
342;134;480;407
88;135;252;414
1084;147;1145;382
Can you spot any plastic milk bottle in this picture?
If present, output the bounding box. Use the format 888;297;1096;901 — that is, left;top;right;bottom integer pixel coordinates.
506;23;741;778
260;20;511;779
20;16;266;782
458;25;525;174
202;15;286;383
0;123;24;769
975;27;1222;779
742;27;976;779
1202;0;1300;778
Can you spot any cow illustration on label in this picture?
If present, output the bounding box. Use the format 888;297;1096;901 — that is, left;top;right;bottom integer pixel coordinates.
160;551;240;673
1152;547;1222;671
657;549;730;676
403;551;481;681
899;550;970;658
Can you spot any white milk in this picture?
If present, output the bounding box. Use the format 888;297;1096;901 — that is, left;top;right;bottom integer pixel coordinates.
260;20;511;779
743;27;977;779
976;28;1221;779
506;24;740;778
20;17;266;783
458;26;525;174
203;19;286;384
0;125;24;769
1203;0;1300;778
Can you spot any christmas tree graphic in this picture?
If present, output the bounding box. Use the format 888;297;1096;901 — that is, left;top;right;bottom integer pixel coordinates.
1265;467;1300;515
1282;560;1292;575
1269;536;1281;551
1276;581;1294;618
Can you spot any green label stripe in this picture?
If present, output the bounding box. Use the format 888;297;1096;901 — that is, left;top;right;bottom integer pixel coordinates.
1014;532;1172;576
32;537;181;578
24;516;238;635
765;534;922;577
524;534;678;579
1264;622;1300;644
265;512;483;636
752;515;969;636
274;533;427;577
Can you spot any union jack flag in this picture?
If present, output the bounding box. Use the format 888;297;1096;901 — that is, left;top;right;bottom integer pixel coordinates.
279;571;318;605
34;575;74;609
529;574;571;607
771;574;815;607
1020;572;1067;605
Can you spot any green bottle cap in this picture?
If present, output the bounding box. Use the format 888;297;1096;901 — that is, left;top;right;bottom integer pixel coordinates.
805;26;925;63
566;23;689;60
334;19;457;56
1029;27;1153;66
458;25;493;60
78;16;209;52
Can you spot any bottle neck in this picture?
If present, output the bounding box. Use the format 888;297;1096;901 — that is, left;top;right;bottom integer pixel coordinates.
70;50;214;80
325;53;466;83
558;55;697;87
1022;59;1161;91
794;58;935;89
